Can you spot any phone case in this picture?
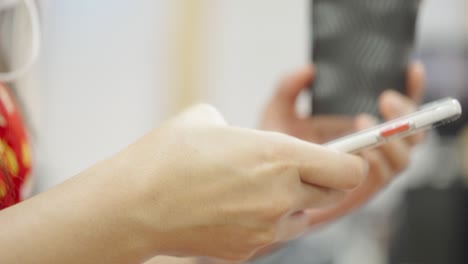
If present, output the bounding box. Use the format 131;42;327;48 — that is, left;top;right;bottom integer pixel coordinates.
325;98;462;153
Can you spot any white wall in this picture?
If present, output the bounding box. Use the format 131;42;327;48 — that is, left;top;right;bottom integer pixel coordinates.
35;0;175;190
200;0;309;127
34;0;309;191
418;0;468;49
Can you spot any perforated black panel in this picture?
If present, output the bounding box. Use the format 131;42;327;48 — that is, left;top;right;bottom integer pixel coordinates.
311;0;420;116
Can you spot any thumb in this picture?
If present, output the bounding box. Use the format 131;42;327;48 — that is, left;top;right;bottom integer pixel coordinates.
406;62;426;104
270;65;315;117
379;90;417;120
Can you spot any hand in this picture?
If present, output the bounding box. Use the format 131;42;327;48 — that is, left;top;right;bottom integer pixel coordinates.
260;63;426;227
115;104;368;261
0;104;368;264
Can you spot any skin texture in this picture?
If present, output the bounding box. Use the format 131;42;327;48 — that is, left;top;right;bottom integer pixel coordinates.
0;104;368;263
165;62;426;264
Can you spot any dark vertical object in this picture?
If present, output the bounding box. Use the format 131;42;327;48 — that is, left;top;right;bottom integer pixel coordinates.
389;182;468;264
311;0;420;116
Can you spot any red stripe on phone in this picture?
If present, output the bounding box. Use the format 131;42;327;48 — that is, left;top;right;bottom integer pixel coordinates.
380;123;411;138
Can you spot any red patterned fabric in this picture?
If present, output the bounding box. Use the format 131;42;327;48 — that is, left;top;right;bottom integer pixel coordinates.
0;83;32;209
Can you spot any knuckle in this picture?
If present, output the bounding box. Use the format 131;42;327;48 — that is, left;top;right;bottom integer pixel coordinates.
262;197;295;221
271;162;298;180
277;197;295;214
261;140;288;162
192;103;218;114
191;103;227;124
259;132;298;162
259;151;299;180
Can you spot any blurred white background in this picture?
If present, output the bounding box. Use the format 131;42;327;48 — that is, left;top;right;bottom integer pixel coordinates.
32;0;310;191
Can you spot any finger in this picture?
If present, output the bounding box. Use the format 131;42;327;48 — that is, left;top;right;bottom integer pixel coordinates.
406;62;426;104
379;91;425;146
306;149;393;227
282;137;368;190
305;145;396;228
297;184;346;209
270;65;315;117
376;140;411;173
301;115;357;143
379;90;417;120
356;109;411;173
384;62;426;145
360;149;394;186
406;131;427;146
300;147;367;190
355;113;379;130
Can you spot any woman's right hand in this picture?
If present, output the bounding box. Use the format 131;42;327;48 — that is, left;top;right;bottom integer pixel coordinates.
0;104;367;264
115;104;368;261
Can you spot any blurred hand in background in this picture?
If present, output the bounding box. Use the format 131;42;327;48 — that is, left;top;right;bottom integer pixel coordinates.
260;62;426;229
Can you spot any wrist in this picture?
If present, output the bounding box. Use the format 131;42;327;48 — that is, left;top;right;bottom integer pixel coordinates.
81;156;164;261
0;157;159;263
62;158;159;263
105;151;175;259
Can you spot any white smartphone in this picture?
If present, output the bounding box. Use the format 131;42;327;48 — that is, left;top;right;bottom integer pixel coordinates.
325;97;463;153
